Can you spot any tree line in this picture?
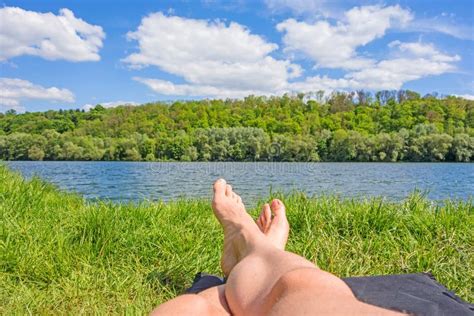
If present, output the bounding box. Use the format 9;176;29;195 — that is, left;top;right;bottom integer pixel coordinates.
1;90;473;162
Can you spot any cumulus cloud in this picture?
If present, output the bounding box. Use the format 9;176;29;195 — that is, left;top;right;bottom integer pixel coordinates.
277;5;413;70
388;41;461;62
0;78;74;112
288;41;460;92
133;77;276;98
266;1;474;41
343;41;460;89
124;12;300;97
273;5;460;92
0;7;105;62
82;101;139;111
127;8;461;98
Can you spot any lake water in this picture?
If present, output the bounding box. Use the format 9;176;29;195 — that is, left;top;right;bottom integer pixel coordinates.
5;161;473;205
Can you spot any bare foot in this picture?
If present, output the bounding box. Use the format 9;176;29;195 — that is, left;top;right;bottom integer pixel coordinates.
256;199;289;250
212;179;263;277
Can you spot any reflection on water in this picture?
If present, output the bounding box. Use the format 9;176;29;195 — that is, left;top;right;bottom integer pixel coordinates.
5;161;473;204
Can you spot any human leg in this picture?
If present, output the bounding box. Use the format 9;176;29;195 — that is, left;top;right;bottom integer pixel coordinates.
149;290;228;316
150;188;290;316
212;179;403;316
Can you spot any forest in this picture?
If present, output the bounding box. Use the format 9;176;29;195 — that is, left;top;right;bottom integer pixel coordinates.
0;90;473;162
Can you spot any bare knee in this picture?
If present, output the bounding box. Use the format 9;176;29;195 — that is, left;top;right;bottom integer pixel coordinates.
271;267;354;299
262;268;369;315
270;269;405;315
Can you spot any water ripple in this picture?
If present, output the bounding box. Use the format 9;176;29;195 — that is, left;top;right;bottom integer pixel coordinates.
5;161;473;205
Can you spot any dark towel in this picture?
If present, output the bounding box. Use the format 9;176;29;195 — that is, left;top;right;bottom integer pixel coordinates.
186;273;225;294
186;272;474;316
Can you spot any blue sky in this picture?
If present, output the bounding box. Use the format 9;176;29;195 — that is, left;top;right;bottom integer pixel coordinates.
0;0;473;112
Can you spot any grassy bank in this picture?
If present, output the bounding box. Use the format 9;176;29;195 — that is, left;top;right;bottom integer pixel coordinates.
1;166;473;314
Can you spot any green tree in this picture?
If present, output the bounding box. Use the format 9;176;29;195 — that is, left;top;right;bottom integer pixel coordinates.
450;134;474;162
409;134;453;161
0;91;472;162
28;145;45;161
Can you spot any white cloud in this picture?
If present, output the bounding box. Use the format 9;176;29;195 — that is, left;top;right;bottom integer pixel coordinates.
124;12;301;97
82;100;139;111
289;41;460;92
273;5;460;92
265;1;474;41
0;78;74;112
410;18;474;41
133;77;277;98
277;5;413;70
288;75;352;93
454;94;474;100
127;8;461;98
348;41;459;90
0;7;105;62
388;41;460;62
348;58;456;90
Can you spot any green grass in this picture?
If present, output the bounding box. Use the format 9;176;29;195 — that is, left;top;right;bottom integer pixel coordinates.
1;165;473;314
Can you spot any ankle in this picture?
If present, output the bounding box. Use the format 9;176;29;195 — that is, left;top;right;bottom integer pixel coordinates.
236;228;267;258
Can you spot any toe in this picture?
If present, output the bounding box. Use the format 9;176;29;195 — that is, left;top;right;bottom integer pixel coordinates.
213;179;227;197
256;216;263;231
270;199;286;217
257;205;265;229
262;203;272;233
225;184;233;197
